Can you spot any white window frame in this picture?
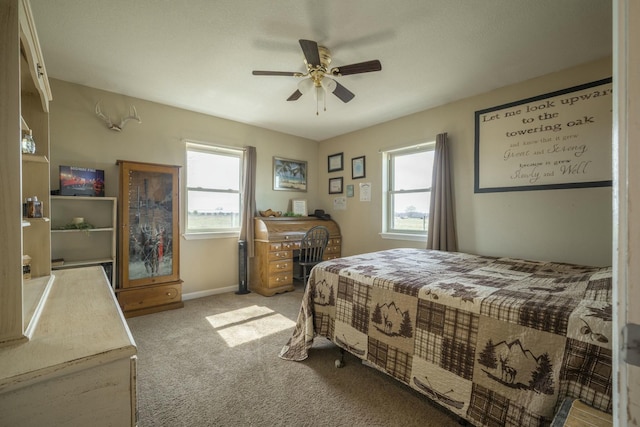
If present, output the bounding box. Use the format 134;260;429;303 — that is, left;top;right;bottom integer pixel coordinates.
381;142;435;242
184;141;243;239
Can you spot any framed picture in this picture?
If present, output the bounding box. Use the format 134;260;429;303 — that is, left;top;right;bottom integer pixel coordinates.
352;156;366;179
60;165;105;197
328;152;344;172
474;77;612;193
329;177;343;194
291;199;308;216
346;184;354;198
273;157;307;191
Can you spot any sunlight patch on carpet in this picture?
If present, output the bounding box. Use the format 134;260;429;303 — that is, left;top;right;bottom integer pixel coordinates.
206;305;296;347
206;305;274;328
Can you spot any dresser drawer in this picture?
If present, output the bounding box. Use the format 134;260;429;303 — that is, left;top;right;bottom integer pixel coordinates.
281;241;299;250
269;242;282;251
268;271;292;288
268;250;292;261
325;244;341;254
117;281;182;314
325;239;341;257
269;260;292;274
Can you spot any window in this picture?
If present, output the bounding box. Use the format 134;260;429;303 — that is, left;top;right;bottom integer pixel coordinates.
185;142;243;234
384;143;435;237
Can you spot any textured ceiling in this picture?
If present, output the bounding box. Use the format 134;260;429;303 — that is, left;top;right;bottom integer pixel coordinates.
29;0;612;141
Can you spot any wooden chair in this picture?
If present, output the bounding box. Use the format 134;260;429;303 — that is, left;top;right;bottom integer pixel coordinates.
295;226;330;286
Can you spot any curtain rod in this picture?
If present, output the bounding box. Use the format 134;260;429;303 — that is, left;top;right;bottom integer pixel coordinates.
377;138;436;153
182;138;248;152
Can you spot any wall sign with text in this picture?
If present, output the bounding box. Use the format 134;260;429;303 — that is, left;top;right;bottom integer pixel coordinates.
474;78;612;193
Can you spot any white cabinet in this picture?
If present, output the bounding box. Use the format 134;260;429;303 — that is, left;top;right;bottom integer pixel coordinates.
1;0;53;346
0;267;137;427
51;196;117;287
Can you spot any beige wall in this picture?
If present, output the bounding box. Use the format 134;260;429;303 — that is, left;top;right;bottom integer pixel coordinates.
319;57;612;267
48;57;612;297
48;79;318;296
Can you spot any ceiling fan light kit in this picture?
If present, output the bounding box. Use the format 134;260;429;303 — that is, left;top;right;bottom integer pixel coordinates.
252;39;382;115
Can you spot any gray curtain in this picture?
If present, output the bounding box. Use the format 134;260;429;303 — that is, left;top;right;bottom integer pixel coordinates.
426;133;458;251
239;146;257;257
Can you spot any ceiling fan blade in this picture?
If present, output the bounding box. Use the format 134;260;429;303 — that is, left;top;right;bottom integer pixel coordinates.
252;70;299;76
299;39;321;66
287;89;303;101
330;60;382;76
331;81;355;103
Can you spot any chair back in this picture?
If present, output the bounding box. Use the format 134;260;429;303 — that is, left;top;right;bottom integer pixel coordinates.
299;226;330;265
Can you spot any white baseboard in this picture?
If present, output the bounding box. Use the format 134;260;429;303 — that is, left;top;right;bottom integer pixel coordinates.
182;285;240;301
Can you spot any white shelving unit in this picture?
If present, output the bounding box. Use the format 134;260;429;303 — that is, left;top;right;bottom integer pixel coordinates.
50;196;117;288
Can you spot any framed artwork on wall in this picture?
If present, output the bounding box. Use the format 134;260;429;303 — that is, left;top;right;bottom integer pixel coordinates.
474;77;612;193
346;184;354;197
329;177;343;194
328;152;344;172
352;156;366;179
273;157;307;191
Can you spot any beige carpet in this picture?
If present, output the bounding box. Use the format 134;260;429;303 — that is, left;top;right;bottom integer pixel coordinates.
126;283;462;427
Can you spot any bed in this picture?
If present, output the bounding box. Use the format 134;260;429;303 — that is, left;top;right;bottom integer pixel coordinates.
279;248;612;427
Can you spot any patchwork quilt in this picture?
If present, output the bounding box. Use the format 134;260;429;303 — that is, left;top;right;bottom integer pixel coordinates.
279;248;612;427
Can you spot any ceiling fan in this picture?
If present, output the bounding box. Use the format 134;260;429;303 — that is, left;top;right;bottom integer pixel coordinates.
252;39;382;114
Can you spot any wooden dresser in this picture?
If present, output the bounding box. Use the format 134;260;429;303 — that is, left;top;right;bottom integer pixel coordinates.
251;217;341;296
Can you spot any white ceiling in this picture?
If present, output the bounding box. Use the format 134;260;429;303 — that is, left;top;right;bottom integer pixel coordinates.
29;0;612;141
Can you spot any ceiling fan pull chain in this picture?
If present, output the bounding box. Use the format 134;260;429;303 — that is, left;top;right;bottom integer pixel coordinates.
323;87;327;112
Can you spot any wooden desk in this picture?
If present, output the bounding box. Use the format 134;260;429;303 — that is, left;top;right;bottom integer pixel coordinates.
250;217;341;296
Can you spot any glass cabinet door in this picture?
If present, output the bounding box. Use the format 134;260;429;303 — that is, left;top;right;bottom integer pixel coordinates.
118;160;180;288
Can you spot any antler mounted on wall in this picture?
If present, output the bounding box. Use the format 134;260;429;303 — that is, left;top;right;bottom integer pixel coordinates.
95;101;142;131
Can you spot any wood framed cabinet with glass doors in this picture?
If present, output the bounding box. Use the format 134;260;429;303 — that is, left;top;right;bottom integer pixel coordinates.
115;160;183;318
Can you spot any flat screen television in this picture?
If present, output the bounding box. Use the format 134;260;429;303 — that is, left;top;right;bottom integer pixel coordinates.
59;165;105;197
